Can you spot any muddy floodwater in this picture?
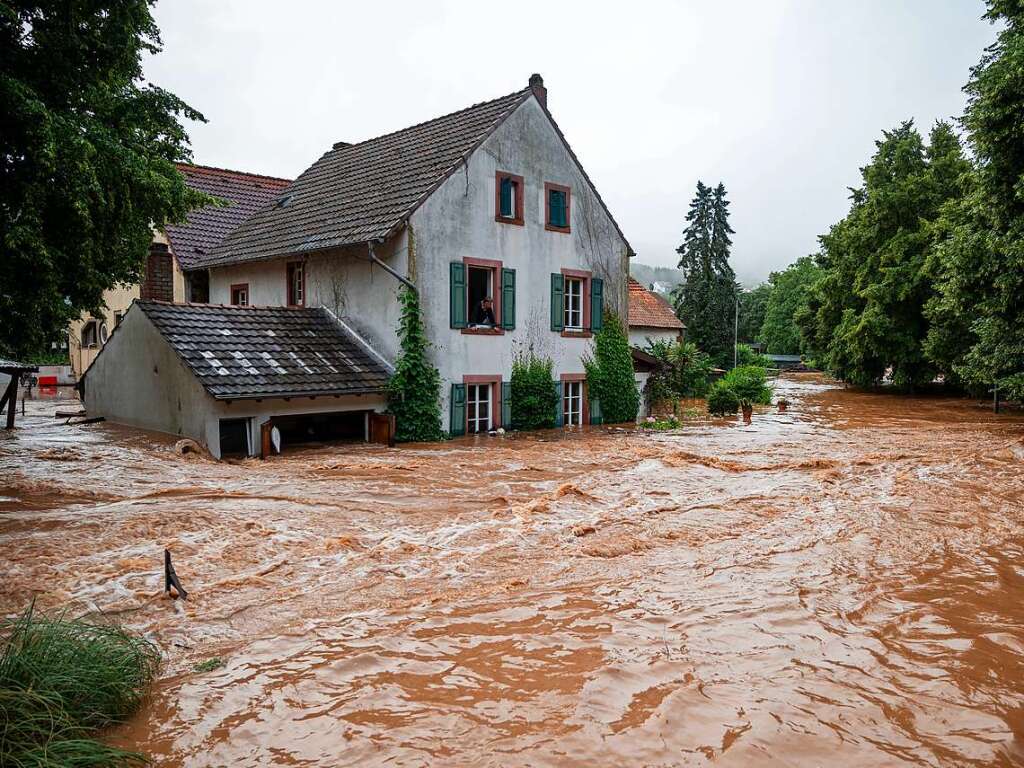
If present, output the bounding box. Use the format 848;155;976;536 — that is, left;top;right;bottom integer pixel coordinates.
2;375;1023;766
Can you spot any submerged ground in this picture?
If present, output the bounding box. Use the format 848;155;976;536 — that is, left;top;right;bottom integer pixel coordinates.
1;375;1023;766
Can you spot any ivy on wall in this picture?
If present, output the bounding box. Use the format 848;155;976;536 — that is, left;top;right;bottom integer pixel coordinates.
387;287;444;442
584;310;639;424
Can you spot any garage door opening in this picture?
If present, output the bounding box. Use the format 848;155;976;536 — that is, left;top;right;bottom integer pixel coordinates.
219;418;252;458
271;410;368;450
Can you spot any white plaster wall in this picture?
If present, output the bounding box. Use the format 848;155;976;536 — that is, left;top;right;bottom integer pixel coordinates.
207;234;408;363
410;96;630;426
629;327;681;349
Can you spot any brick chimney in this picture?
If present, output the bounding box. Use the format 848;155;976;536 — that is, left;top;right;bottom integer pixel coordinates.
529;73;547;109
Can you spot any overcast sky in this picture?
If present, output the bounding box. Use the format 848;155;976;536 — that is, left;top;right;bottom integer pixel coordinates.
144;1;998;285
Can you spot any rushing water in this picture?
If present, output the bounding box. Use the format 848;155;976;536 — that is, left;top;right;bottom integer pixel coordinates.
2;375;1023;766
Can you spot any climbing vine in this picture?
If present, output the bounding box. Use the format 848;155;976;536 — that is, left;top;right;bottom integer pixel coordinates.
387;287;444;442
584;310;639;424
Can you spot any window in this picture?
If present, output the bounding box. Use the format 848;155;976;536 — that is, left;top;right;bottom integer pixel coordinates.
495;172;524;224
545;182;571;232
467;383;492;434
81;321;98;348
451;258;515;332
113;311;124;328
564;277;584;330
287;262;304;307
467;265;494;327
219;418;252;457
563;380;583;426
230;283;250;306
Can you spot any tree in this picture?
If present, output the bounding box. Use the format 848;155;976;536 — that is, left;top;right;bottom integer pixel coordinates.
737;283;771;343
584;310;639;424
0;2;210;359
759;257;822;355
797;121;969;389
925;0;1024;395
387;287;444;441
673;181;738;366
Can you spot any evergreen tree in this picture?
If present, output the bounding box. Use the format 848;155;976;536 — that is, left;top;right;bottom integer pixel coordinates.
0;2;211;359
387;288;444;442
673;181;738;366
925;0;1024;397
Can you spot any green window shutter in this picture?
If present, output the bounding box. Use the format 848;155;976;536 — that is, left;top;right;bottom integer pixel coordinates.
450;383;466;436
589;277;604;332
500;177;512;217
501;268;516;330
589;397;603;425
554;381;564;427
549;190;566;228
450;262;467;329
501;382;512;427
550;273;564;331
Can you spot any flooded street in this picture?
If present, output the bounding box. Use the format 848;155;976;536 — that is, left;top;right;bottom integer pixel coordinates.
2;375;1023;766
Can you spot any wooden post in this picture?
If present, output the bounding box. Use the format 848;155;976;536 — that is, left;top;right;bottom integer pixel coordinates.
260;420;272;459
3;375;17;429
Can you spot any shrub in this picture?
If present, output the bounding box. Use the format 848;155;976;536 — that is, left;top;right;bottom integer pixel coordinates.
721;364;773;405
734;343;772;369
510;352;557;431
707;381;740;415
1;604;159;766
645;339;713;400
584;310;640;424
387;287;444;442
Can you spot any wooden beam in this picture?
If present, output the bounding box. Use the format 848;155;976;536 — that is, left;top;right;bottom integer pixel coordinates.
3;375;18;429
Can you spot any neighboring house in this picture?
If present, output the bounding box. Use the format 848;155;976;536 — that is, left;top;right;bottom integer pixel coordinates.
68;165;290;378
627;277;684;348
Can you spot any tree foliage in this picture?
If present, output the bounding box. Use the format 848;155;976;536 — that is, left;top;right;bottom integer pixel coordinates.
720;365;773;406
734;343;771;369
737;283;771;343
924;0;1024;394
797;121;970;389
0;1;211;359
643;339;712;402
584;310;639;424
706;382;739;415
510;351;557;431
387;288;444;442
673;181;738;367
759;256;821;355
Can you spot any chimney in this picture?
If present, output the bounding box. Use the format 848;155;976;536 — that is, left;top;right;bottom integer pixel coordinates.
529;73;547;109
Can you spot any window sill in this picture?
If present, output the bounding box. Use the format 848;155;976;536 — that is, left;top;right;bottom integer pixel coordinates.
495;215;524;226
561;329;591;338
545;224;571;234
461;327;505;336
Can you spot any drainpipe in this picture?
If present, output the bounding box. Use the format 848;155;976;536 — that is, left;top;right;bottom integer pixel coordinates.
368;240;416;293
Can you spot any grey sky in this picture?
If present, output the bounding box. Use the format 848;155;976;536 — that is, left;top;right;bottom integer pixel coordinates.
145;1;997;285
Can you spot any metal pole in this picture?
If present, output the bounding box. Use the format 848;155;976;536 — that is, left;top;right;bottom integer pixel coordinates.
733;291;739;369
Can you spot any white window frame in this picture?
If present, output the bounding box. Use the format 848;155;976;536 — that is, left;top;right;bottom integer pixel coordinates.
563;277;584;330
563;380;583;426
467;383;492;434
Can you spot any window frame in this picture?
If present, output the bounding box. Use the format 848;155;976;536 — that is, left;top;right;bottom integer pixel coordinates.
560;373;588;426
230;283;250;307
461;257;503;335
286;261;305;307
81;320;99;348
560;268;592;337
463;374;502;433
495;171;524;225
545;182;571;233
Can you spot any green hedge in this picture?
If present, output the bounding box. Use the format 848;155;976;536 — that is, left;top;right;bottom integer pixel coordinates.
707;382;740;415
511;352;557;431
720;364;773;406
387;287;444;442
584;310;639;424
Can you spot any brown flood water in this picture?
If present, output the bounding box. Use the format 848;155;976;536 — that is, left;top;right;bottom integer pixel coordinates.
2;375;1023;766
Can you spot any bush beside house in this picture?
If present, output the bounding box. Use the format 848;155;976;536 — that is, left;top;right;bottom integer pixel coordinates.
510;352;557;431
585;311;639;424
387;288;445;442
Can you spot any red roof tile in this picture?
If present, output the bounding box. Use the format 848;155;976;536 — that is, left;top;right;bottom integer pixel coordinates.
167;164;291;270
628;277;684;330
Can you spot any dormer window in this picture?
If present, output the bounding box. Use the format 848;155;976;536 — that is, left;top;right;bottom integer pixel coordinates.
545;182;571;233
286;262;304;307
495;172;524;225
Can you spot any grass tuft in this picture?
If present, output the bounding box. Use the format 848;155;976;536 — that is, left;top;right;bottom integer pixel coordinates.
0;604;159;767
192;657;225;674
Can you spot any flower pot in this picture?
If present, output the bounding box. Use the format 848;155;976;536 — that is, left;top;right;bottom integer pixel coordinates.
741;404;753;424
777;401;788;413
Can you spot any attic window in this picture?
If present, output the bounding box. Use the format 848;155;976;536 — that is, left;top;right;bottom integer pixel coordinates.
495;172;524;225
276;194;294;208
287;262;305;307
545;182;571;233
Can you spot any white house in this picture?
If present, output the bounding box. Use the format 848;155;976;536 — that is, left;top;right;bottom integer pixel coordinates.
86;75;634;455
627;278;684;348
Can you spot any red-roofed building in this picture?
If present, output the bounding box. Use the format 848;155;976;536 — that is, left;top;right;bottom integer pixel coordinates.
627;277;684;348
69;164;291;378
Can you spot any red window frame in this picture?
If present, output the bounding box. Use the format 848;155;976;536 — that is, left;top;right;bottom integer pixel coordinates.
545;182;571;233
286;261;305;307
463;374;502;431
462;256;503;335
561;267;592;337
495;171;524;225
230;283;249;306
560;373;589;426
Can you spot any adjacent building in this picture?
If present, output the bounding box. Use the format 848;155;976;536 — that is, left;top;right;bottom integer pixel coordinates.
85;75;636;455
627;277;684;348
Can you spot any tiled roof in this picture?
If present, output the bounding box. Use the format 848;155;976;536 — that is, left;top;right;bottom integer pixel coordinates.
136;300;392;400
628;278;684;330
200;88;534;268
166;164;291;270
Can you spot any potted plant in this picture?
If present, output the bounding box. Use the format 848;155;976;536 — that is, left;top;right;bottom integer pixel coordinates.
740;398;753;424
777;397;790;413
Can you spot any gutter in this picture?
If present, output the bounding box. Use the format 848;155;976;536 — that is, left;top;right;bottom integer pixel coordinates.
368;240;416;293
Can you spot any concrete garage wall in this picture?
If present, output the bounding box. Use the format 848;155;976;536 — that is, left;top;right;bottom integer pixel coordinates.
410;96;630;423
207;235;408;364
83;307;215;442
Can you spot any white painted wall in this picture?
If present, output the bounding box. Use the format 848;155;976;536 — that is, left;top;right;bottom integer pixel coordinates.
628;327;682;349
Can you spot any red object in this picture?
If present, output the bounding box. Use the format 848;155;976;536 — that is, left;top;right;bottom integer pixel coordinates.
37;375;57;386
